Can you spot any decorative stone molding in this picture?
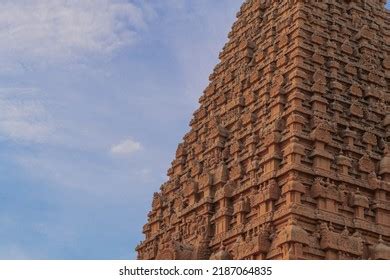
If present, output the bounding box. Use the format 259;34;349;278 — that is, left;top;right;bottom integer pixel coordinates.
137;0;390;260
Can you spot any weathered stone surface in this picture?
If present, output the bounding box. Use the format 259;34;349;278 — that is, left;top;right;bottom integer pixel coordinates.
136;0;390;260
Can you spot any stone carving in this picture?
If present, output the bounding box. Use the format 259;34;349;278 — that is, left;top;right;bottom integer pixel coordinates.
319;224;364;259
210;243;232;260
358;153;375;174
369;236;390;260
137;0;390;260
379;146;390;177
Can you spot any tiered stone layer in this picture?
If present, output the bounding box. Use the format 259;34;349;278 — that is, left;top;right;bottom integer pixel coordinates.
137;0;390;260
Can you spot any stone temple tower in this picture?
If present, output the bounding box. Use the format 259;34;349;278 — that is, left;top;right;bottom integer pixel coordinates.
136;0;390;260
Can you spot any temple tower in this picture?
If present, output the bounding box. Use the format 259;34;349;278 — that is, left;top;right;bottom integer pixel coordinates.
137;0;390;260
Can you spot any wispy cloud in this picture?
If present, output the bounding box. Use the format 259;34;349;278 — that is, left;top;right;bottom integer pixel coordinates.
0;0;241;259
144;0;241;102
0;0;150;69
0;88;54;143
110;138;142;156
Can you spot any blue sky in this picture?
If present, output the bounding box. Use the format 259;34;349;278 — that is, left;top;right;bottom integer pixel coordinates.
0;1;389;260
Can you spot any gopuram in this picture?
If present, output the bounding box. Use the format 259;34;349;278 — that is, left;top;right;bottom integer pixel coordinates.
136;0;390;260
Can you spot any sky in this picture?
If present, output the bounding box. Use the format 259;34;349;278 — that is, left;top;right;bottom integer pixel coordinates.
0;1;389;260
0;0;242;259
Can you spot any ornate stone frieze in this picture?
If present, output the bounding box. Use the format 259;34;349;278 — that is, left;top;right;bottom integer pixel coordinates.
137;0;390;260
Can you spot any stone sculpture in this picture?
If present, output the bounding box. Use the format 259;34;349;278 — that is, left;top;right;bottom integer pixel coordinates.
136;0;390;260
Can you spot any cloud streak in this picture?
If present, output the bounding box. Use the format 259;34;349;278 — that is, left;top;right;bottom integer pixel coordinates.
0;0;149;69
0;88;54;143
0;0;241;259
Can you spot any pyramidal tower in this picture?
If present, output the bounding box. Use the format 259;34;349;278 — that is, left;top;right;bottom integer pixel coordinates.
137;0;390;260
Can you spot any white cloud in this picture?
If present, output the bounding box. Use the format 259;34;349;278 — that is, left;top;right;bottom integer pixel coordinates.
0;88;54;143
110;138;142;156
0;0;149;68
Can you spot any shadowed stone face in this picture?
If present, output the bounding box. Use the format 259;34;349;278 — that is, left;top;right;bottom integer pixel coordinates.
136;0;390;260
